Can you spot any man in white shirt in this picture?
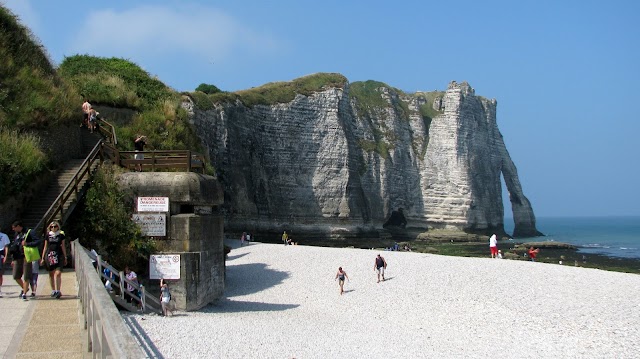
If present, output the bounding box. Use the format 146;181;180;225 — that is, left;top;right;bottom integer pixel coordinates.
81;99;91;127
0;230;10;297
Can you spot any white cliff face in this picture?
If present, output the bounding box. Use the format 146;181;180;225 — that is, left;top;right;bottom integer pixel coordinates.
185;80;541;238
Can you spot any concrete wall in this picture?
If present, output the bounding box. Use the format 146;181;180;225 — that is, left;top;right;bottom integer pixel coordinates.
117;172;224;311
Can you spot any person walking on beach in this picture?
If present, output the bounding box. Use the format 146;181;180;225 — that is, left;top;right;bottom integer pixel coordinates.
282;231;288;246
374;254;387;283
528;247;540;262
41;221;67;299
334;267;349;295
489;233;498;258
240;232;246;246
0;229;10;297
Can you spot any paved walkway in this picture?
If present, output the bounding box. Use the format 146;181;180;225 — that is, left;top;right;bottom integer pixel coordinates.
0;268;84;358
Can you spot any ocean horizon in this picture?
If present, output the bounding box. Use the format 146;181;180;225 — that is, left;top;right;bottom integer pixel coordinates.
504;216;640;259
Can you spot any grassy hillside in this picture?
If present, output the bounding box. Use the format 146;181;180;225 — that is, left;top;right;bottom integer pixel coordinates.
58;55;208;155
0;6;79;128
58;55;174;109
0;6;74;201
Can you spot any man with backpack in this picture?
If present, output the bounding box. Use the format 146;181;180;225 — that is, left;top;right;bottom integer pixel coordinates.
10;221;42;300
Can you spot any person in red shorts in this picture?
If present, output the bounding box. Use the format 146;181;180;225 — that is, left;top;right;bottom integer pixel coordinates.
489;234;498;258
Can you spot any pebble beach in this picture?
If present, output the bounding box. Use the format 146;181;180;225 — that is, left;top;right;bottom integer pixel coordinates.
126;241;640;358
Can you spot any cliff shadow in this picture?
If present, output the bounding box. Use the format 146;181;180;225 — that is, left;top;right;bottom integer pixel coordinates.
224;262;290;297
201;300;299;313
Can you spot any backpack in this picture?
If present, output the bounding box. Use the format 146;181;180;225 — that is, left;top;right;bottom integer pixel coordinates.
9;229;30;257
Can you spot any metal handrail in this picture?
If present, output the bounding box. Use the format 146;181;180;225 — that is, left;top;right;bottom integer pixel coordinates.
34;139;104;236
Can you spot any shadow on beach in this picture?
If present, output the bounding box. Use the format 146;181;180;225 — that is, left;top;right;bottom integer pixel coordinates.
225;262;290;297
202;300;299;313
227;252;249;261
122;315;165;359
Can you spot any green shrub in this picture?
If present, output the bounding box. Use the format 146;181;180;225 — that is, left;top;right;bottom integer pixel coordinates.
71;164;155;271
357;128;393;159
116;97;204;152
0;128;47;200
187;91;240;111
195;83;221;94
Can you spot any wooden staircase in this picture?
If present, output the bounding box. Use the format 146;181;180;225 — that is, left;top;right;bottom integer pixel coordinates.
21;130;102;232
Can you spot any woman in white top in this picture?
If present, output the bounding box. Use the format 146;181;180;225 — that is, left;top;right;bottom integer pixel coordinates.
160;278;173;316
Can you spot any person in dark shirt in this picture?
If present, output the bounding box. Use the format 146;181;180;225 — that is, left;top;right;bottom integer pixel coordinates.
134;135;147;172
374;254;387;283
41;221;67;299
10;220;42;300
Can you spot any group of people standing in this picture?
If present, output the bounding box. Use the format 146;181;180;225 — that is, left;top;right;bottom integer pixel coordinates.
334;254;388;295
240;232;252;246
489;233;540;261
81;98;99;133
0;220;67;300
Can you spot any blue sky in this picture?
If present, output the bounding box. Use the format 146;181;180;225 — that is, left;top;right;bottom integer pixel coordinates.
3;0;639;218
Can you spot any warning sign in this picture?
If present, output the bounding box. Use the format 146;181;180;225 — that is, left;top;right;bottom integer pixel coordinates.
132;213;166;236
137;197;169;212
150;254;181;279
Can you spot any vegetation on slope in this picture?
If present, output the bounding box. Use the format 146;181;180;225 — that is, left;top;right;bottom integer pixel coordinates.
0;129;47;200
58;55;173;109
0;5;77;201
67;164;155;271
58;55;209;160
350;81;445;160
0;6;79;128
237;73;348;107
414;91;445;122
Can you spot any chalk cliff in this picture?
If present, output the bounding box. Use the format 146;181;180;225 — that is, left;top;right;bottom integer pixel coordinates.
183;76;542;239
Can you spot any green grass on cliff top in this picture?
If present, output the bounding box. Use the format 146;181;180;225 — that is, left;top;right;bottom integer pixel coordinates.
189;73;348;110
236;73;348;107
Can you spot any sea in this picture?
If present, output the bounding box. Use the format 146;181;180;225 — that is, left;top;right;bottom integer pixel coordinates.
504;216;640;259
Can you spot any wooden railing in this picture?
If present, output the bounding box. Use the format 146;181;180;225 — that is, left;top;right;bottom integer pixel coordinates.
100;143;205;173
97;118;205;173
97;118;118;145
34;116;206;236
34;139;104;236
